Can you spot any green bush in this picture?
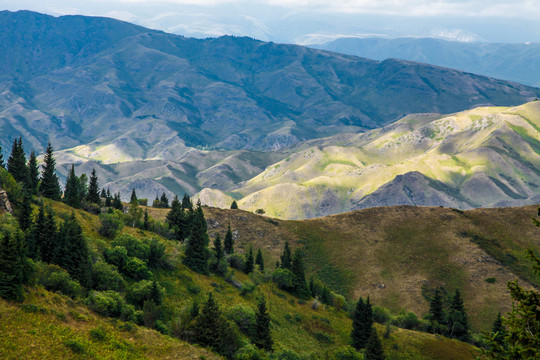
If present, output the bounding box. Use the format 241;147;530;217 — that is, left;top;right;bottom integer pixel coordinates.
87;290;140;322
235;344;268;360
89;327;107;342
104;246;129;270
228;253;246;271
391;310;423;330
240;281;257;297
332;346;361;360
127;280;164;307
112;235;149;262
124;257;151;280
98;211;124;238
91;261;125;292
270;350;301;360
272;268;295;291
226;304;255;335
36;262;82;298
373;305;391;324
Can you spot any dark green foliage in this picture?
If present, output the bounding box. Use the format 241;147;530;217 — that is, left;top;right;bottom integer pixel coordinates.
87;290;139;322
0;146;4;168
64;164;81;208
147;238;167;269
130;188;138;204
224;221;234;254
7;137;28;185
105;188;112;207
166;195;189;242
127;280;164;307
244;247;254;274
429;287;444;331
18;190;33;231
112;192;123;210
86;168;101;205
210;233;227;275
31;204;58;263
190;300;200;319
26;151;39;195
491;312;507;347
446;289;470;341
228;252;246;271
160;192;169;208
143;208;149;230
183;200;210;274
39;142;61;200
365;328;385;360
280;241;291;270
255;249;264;272
181;193;192;211
253;296;273;351
291;249;310;299
98;210;124;238
230;200;238;209
333;346;361;360
272;268;295;291
351;297;373;350
36;262;82;298
91;261;124;291
0;231;25;301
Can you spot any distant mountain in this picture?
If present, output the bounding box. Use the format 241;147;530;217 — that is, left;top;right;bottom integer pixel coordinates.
196;102;540;219
313;37;540;87
1;10;539;160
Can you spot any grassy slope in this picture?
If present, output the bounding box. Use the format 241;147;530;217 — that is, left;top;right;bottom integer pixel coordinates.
151;204;538;331
0;201;478;359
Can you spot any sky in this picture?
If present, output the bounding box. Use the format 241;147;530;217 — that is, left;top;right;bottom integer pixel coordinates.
1;1;540;43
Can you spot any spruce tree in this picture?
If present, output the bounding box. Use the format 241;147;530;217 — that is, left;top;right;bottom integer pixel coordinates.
87;169;101;205
253;296;273;351
57;213;92;287
100;188;106;199
39;143;61;200
365;328;385;360
105;188;112;207
7;137;28;184
224;221;234;254
447;289;470;341
160;192;169;208
26;151;39;195
166;195;189;242
130;188;138;204
18;190;33;231
291;249;310;298
183;200;210;274
244;246;254;274
429;287;444;330
143;208;150;230
280;241;292;270
77;173;88;202
30;204;58;263
255;248;264;272
230;200;238;209
150;280;162;305
181;193;192;211
64;164;80;208
0;231;25;301
112;192;123;210
0;145;4;168
213;234;223;262
492;312;507;347
351;297;374;350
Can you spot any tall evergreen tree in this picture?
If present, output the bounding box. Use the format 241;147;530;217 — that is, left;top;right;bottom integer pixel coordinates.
183;200;210;274
18;190;33;231
491;312;507;347
30;204;58;263
447;289;470;341
365;328;385;360
160;192;169;208
130;188;138;204
429;287;444;328
224;221;234;254
64;164;81;208
166;195;189;242
7;137;28;184
100;188;106;199
87;169;101;205
291;249;310;298
253;296;273;351
0;231;25;301
0;145;4;169
181;193;192;211
280;241;292;270
351;297;374;350
213;234;223;262
230;200;238;209
39;143;61;200
255;248;264;272
244;246;254;274
143;208;150;231
26;151;39;195
105;188;112;207
57;213;92;287
112;192;123;210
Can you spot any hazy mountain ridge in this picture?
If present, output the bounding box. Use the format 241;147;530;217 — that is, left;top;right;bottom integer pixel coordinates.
1;10;539;158
313;37;540;87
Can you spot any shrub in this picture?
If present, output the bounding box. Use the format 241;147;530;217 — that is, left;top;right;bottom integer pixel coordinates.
228;253;246;271
147;238;168;269
235;344;267;360
104;246;129;270
127;280;164;307
87;290;139;322
392;310;423;330
271;349;301;360
98;211;124;238
36;263;82;298
333;346;361;360
124;257;151;280
89;327;107;342
272;268;295;291
240;281;257;297
112;235;149;262
373;305;391;324
91;261;124;292
226;304;255;335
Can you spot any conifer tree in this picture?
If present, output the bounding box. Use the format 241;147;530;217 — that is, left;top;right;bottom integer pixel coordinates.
491;312;507;347
87;169;101;205
77;173;88;202
255;248;264;272
230;200;238;209
183;200;210;274
105;188;112;207
224;221;234;254
181;193;192;211
447;289;470;341
112;192;123;210
280;241;292;270
365;328;385;360
0;231;25;301
160;192;169;208
57;213;92;287
291;249;310;298
0;145;4;169
130;188;138;204
64;164;81;208
244;246;254;274
39;206;58;263
213;234;223;262
18;190;33;231
150;280;162;305
253;296;273;351
351;297;374;350
429;287;444;333
100;188;106;199
7;137;28;184
26;151;39;195
39;143;61;200
143;208;150;231
166;195;189;242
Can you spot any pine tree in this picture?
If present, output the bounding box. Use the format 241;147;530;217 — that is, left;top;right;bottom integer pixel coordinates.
57;213;92;287
30;204;58;263
429;287;444;330
291;249;310;298
447;289;470;341
0;231;25;301
150;280;162;305
491;312;507;347
112;192;123;210
181;193;192;211
0;145;4;169
253;296;273;351
183;200;210;274
224;221;234;254
39;143;61;200
160;192;169;208
7;137;28;184
230;200;238;209
213;234;223;262
130;188;138;204
143;208;150;230
255;248;264;272
244;246;254;274
26;151;39;195
77;173;88;202
365;328;385;360
166;195;189;242
105;188;112;207
87;169;101;205
64;164;81;208
280;241;292;270
351;297;374;350
100;188;106;199
18;190;33;231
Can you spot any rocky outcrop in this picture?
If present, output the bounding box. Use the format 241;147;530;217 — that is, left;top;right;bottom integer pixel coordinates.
0;188;13;213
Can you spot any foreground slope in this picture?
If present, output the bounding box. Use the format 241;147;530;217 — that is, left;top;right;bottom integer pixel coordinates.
149;204;540;331
200;101;540;218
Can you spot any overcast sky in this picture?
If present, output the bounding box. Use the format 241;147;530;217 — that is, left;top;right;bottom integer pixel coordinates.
2;0;540;43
